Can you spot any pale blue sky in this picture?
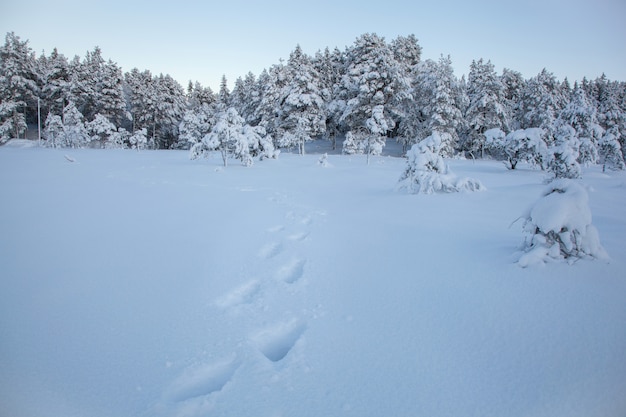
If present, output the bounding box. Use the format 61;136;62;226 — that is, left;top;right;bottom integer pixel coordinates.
2;0;625;90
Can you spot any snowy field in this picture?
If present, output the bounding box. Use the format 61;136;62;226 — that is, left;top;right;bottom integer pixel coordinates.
1;142;625;417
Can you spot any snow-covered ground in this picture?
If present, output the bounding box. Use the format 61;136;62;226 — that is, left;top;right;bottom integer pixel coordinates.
1;143;625;417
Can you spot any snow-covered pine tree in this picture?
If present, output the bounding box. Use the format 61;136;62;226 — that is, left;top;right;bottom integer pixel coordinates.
129;128;148;151
339;33;406;153
547;123;582;180
187;81;216;110
408;56;464;156
43;113;64;148
593;76;626;162
398;132;484;194
150;74;186;149
218;75;230;110
518;69;562;135
517;179;607;267
230;72;260;125
557;83;602;166
0;32;38;140
86;113;123;148
464;59;509;158
598;129;625;171
279;45;326;154
67;47;127;123
61;102;89;148
500;68;525;132
196;107;261;167
256;64;289;142
38;48;71;119
315;47;346;150
179;103;213;151
124;68;154;137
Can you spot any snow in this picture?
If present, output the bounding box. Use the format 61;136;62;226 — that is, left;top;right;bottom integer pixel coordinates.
1;145;626;417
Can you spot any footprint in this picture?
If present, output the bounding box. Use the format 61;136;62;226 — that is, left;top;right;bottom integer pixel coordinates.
166;355;240;402
258;242;283;259
266;225;285;233
214;280;260;309
251;319;307;362
287;232;309;242
276;259;306;284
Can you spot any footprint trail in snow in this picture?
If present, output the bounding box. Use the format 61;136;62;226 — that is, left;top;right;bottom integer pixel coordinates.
161;191;325;414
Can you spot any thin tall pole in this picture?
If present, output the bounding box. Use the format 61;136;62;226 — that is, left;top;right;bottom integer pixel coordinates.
37;98;41;146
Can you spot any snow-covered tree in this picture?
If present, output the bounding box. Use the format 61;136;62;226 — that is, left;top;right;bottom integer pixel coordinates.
341;126;385;164
517;180;607;267
398;132;484;194
124;68;154;134
338;33;406;153
178;103;214;150
65;47;126;125
598;130;625;171
129;128;148;151
38;48;71;118
151;74;186;149
464;59;509;157
230;72;260;125
62;102;89;148
0;101;26;142
86;113;123;148
256;64;289;140
407;56;464;156
186;81;216;109
43;113;63;147
489;128;549;170
279;45;326;154
593;75;626;160
556;83;602;166
0;32;38;139
500;68;525;131
518;69;562;134
547;124;582;180
218;75;230;109
191;107;267;167
315;47;345;150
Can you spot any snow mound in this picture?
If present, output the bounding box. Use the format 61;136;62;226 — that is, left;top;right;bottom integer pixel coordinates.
518;179;608;267
2;139;39;148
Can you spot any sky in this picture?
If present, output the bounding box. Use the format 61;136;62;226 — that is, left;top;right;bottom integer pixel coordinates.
1;0;625;91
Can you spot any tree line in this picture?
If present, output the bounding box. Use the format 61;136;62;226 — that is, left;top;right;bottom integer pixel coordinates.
1;31;624;170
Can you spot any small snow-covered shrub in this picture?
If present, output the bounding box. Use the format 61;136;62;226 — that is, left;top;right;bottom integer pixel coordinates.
318;153;329;167
398;132;485;194
501;128;548;170
517;179;607;267
598;130;625;171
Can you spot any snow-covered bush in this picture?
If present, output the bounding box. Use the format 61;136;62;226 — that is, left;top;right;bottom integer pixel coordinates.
342;128;385;162
598;130;625;171
129;128;148;151
43;103;89;148
482;128;506;159
87;114;127;149
43;114;64;148
495;128;548;170
190;107;276;167
398;132;485;194
517;179;607;267
318;153;329;167
0;101;27;141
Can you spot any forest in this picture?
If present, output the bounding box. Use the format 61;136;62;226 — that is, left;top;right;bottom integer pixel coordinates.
1;31;625;171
